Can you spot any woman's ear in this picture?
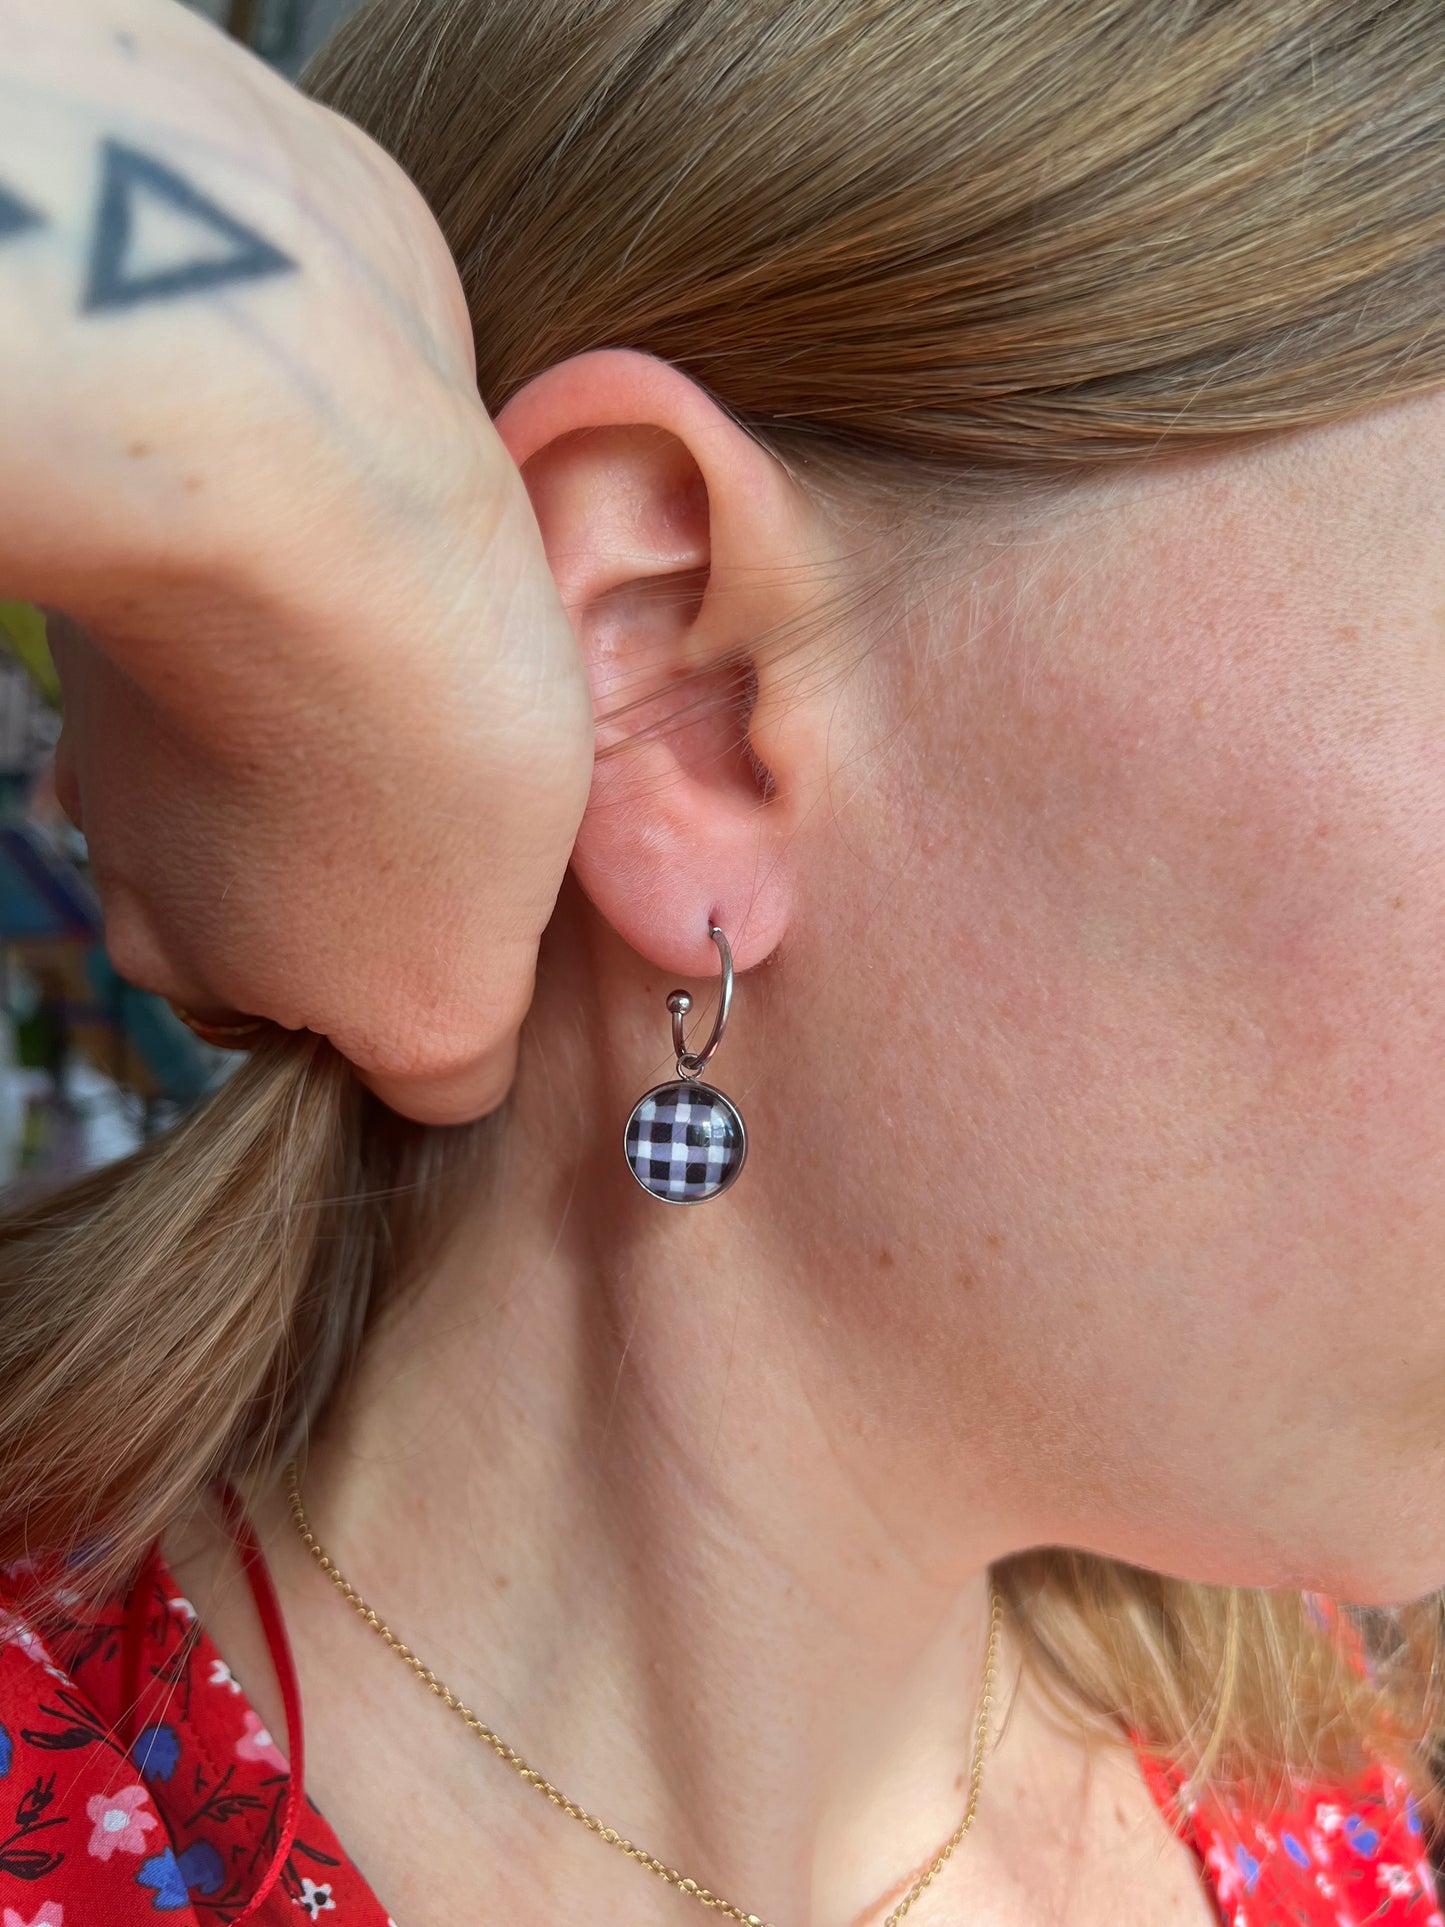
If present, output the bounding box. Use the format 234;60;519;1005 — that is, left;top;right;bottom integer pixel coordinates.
493;349;829;979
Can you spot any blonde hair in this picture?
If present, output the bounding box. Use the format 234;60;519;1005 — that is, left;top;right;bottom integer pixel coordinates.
5;0;1445;1812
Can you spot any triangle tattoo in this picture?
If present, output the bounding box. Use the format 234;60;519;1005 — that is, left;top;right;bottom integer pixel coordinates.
82;139;296;314
0;180;45;244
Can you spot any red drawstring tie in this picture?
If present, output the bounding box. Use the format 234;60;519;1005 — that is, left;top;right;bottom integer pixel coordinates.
218;1483;308;1922
120;1484;307;1923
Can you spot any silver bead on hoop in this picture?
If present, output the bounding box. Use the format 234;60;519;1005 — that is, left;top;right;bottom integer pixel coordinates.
623;923;748;1205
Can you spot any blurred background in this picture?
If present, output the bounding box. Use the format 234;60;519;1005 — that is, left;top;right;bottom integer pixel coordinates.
0;0;363;1188
182;0;357;78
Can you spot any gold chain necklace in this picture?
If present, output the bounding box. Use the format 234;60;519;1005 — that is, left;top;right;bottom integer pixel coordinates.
285;1461;1001;1927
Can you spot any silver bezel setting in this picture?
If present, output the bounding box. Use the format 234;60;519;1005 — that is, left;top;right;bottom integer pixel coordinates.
622;1078;748;1205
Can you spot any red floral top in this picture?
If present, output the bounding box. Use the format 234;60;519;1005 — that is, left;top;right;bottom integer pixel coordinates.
0;1511;1438;1927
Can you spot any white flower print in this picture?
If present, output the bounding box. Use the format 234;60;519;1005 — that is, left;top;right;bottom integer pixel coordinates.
0;1612;69;1684
1378;1862;1418;1899
295;1878;335;1918
208;1657;242;1694
0;1611;54;1668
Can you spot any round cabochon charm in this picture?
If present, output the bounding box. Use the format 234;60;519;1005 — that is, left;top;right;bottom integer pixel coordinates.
624;1077;747;1204
623;923;748;1205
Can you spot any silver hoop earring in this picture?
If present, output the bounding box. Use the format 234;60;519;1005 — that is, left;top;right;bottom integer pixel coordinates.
623;923;748;1204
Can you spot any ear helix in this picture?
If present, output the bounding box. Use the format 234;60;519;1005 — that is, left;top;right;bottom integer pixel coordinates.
622;923;747;1204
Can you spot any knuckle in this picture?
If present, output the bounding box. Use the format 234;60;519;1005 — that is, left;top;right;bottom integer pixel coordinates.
102;901;174;999
331;978;532;1087
332;1023;482;1087
52;754;83;832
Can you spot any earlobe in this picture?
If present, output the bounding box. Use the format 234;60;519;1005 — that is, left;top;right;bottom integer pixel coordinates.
493;349;812;979
572;652;794;979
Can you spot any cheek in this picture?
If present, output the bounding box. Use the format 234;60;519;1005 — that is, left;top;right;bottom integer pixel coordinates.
842;570;1445;1590
1055;684;1445;1584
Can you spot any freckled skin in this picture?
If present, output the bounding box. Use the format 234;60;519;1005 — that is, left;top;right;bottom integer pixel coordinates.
761;387;1445;1604
107;238;1445;1906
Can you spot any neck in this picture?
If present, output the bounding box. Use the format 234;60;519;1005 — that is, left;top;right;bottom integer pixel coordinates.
294;1161;998;1923
174;902;1217;1925
264;914;1025;1923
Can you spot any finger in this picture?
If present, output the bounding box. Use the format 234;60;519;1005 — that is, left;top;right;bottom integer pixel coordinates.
167;1004;272;1051
330;927;541;1126
50;742;83;830
97;877;246;1016
355;1026;521;1126
48;614;100;830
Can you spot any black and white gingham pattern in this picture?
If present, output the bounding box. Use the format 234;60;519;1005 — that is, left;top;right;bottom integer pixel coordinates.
624;1080;745;1202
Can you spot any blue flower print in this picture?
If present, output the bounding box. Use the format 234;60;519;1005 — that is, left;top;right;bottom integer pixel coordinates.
130;1722;181;1781
1344;1813;1381;1857
0;1719;11;1778
175;1841;224;1895
1282;1831;1310;1869
65;1529;119;1571
1407;1793;1424;1837
1234;1844;1262;1892
137;1848;189;1910
136;1839;225;1910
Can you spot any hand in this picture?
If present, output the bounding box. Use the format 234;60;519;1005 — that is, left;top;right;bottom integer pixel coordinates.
3;0;594;1123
